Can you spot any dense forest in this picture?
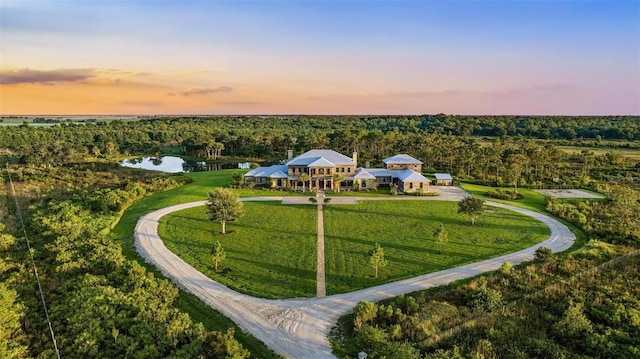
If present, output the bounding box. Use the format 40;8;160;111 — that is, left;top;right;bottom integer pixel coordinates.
1;116;638;190
0;164;252;358
1;116;639;358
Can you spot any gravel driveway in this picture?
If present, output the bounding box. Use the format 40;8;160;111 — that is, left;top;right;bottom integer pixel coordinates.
134;195;575;358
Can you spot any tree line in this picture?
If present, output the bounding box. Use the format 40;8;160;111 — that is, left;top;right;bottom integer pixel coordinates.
2;118;638;192
1;116;638;161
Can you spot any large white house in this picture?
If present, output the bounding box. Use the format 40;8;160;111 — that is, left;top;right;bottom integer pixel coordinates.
244;149;430;193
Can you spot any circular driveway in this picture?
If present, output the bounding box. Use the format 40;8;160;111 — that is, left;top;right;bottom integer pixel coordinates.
134;196;575;359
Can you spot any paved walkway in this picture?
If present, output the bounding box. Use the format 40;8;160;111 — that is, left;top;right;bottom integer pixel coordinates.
316;193;326;297
134;194;575;359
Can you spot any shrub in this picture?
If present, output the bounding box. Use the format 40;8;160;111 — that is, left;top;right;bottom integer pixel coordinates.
353;301;377;329
486;189;523;200
500;261;513;275
534;246;553;262
409;190;438;197
471;278;503;313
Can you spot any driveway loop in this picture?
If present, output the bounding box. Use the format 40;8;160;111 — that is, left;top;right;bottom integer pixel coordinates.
134;195;575;358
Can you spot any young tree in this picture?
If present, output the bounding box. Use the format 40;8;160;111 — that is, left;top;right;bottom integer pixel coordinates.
332;173;344;192
368;242;387;278
210;240;226;270
434;223;448;254
458;196;485;225
206;188;244;234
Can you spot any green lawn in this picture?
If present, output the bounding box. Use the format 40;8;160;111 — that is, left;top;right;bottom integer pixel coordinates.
157;199;550;298
159;202;318;299
323;200;549;294
460;182;590;250
461;183;548;212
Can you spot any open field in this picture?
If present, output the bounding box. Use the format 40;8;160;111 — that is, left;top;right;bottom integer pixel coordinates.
323;200;549;294
159;202;318;299
558;145;640;160
157;199;549;298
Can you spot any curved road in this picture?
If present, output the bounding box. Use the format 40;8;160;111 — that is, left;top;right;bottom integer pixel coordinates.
134;196;575;358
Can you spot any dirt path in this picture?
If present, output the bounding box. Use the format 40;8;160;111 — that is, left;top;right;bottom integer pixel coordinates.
134;196;575;359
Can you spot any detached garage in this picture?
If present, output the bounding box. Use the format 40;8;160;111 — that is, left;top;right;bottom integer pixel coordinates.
434;173;453;186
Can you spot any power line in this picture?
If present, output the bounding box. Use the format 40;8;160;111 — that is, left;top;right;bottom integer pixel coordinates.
5;163;61;359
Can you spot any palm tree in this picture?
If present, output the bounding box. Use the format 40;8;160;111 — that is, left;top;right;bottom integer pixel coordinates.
298;172;310;191
332;173;345;192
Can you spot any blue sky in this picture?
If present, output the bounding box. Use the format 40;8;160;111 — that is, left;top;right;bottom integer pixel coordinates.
1;0;638;115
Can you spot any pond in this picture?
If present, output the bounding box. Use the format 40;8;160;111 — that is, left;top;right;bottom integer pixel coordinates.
120;156;252;173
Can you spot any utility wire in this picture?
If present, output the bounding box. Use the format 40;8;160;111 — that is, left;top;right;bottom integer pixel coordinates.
5;163;61;359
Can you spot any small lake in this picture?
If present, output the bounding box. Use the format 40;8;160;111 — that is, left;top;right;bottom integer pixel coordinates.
120;156;252;173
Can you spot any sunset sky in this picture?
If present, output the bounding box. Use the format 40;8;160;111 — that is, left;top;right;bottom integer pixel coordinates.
1;0;638;115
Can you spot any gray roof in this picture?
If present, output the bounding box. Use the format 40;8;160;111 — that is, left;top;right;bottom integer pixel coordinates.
269;170;288;179
353;169;377;180
306;157;336;167
435;173;453;180
397;169;429;182
383;154;423;165
244;165;288;178
366;168;394;178
287;149;354;166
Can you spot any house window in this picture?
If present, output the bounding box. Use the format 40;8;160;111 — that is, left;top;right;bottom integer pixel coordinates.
311;169;316;175
319;169;324;174
420;182;424;189
341;167;344;173
362;181;366;188
409;182;413;189
348;168;351;173
328;169;331;174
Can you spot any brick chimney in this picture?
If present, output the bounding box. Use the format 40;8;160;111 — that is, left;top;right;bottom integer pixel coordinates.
352;151;358;168
288;150;293;161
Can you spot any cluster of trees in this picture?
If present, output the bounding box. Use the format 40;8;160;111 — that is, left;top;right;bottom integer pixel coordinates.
546;186;640;245
0;165;249;358
332;241;640;359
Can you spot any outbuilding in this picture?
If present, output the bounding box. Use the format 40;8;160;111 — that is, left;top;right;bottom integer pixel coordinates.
434;173;453;186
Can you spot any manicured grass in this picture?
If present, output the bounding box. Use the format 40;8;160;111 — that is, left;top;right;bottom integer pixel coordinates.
323;200;550;294
461;183;548;212
159;201;318;299
460;182;589;251
158;198;549;298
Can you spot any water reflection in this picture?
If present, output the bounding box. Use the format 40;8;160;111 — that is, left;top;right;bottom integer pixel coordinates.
120;156;252;173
